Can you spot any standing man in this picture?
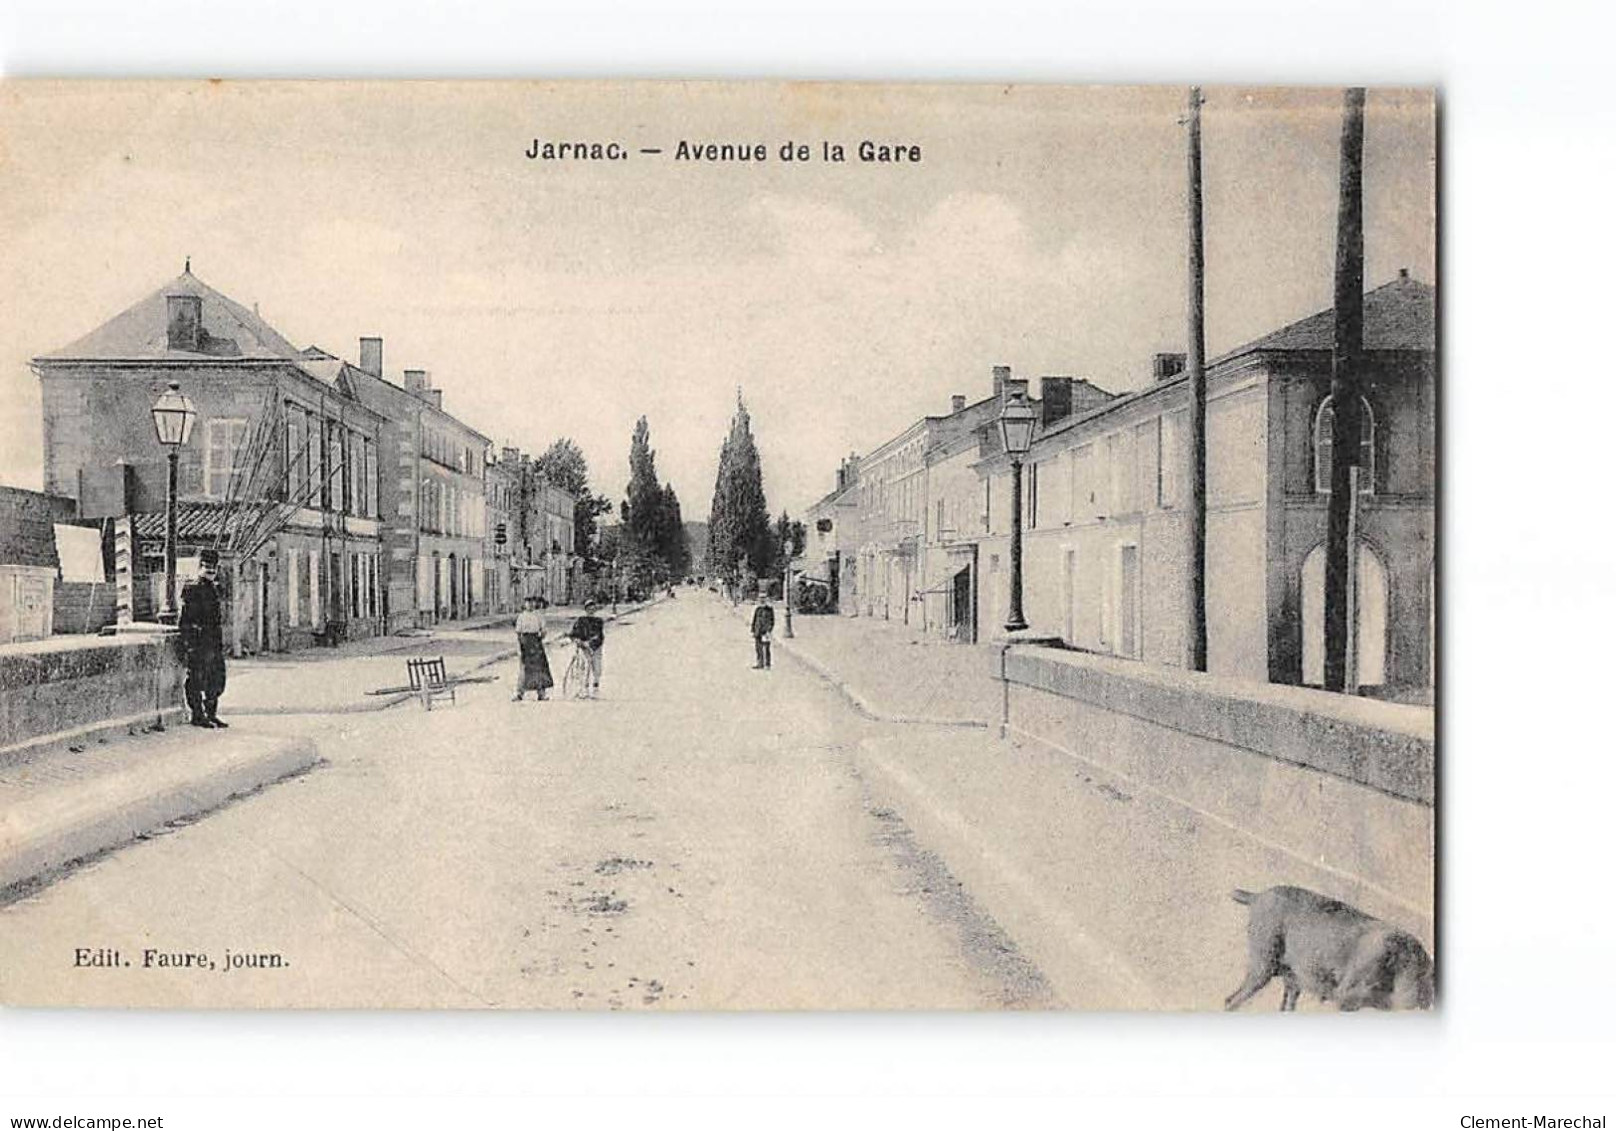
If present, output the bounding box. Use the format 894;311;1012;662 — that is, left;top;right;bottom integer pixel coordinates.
180;548;228;728
751;598;775;670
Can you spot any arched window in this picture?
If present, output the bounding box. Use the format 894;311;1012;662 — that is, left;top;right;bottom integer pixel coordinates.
1301;542;1388;688
1314;394;1375;495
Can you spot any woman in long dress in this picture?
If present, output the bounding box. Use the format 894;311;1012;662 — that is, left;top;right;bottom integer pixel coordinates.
513;596;553;701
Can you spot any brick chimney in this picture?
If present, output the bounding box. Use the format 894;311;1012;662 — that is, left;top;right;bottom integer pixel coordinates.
166;294;202;352
426;389;444;411
359;337;383;376
1040;376;1074;426
1152;352;1187;381
404;369;430;395
951;394;967;413
992;365;1011;403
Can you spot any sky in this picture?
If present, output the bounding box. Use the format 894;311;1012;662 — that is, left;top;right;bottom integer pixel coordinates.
0;82;1434;518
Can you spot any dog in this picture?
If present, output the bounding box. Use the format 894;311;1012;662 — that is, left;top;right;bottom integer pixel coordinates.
1223;885;1433;1012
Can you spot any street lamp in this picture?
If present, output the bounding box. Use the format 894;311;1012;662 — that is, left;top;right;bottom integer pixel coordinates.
150;381;197;623
998;387;1036;634
782;534;796;639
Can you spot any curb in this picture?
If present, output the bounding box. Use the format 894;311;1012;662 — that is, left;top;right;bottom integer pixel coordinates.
0;707;191;772
0;734;320;895
721;601;988;728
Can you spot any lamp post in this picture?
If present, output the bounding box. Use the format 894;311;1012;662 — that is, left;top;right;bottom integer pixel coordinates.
998;387;1036;634
150;381;197;623
783;534;795;639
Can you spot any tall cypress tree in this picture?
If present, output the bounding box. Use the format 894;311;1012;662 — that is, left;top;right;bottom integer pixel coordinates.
661;483;690;578
707;389;770;584
625;416;662;558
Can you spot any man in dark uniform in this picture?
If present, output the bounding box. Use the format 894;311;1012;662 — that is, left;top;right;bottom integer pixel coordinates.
179;548;228;728
751;599;775;670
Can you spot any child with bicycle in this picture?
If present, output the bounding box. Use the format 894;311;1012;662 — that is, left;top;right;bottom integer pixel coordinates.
565;600;606;699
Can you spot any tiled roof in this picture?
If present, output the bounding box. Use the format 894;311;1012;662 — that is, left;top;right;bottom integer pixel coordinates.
38;269;307;363
130;501;271;552
1214;274;1435;364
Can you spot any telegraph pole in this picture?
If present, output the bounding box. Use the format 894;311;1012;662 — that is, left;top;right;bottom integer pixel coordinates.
1325;87;1367;693
1186;85;1209;672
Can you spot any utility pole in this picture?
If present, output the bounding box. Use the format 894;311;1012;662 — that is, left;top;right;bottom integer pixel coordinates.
1186;85;1209;672
1325;87;1367;693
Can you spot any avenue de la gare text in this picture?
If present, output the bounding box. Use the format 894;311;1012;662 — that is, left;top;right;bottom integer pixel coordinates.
524;138;923;162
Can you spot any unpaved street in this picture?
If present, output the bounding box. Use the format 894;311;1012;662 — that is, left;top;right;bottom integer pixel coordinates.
0;596;1051;1009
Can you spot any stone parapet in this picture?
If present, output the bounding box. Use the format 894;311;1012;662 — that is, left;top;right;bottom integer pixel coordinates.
0;632;185;756
998;645;1435;930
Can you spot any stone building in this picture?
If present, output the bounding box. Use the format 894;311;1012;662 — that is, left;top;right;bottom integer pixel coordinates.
974;272;1436;693
485;448;522;616
514;473;577;607
832;272;1435;695
800;454;860;613
342;338;490;627
34;268;387;653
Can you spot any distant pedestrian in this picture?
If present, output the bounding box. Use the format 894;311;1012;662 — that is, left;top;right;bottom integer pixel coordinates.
512;596;553;701
567;600;606;698
751;599;775;670
180;548;228;728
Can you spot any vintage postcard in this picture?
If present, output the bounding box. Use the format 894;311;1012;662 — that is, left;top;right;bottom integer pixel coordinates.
0;81;1435;1010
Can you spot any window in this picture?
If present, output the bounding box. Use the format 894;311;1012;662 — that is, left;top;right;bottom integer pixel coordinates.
285;405;309;502
205;418;248;499
1159;410;1187;508
1072;445;1094;521
1314;394;1375;495
287;545;302;626
1300;541;1388;687
347;429;362;514
1105;432;1130;514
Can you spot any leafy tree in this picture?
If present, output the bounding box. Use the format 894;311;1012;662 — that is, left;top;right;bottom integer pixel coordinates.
533;437;612;556
770;511;807;577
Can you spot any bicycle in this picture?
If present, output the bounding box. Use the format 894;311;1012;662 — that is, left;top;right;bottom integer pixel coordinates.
562;643;594;699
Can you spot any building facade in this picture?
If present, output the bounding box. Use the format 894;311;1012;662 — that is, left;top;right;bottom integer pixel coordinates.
485;449;521;616
975;273;1436;693
343;340;490;628
34;269;387;654
800;455;859;613
830;273;1435;695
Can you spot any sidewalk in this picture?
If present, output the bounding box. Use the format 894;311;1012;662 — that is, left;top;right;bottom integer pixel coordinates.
724;597;1000;726
226;599;664;715
0;723;318;893
0;599;665;896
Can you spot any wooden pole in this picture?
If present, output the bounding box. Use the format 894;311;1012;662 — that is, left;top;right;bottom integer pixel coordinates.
1325;87;1367;693
1186;86;1209;672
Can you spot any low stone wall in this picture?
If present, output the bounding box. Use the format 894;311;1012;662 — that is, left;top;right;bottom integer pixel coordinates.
0;631;185;756
1000;645;1435;931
